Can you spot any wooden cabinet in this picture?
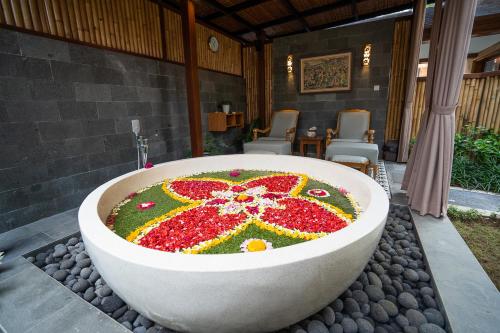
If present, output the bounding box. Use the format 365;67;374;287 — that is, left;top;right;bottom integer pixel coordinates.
208;112;244;132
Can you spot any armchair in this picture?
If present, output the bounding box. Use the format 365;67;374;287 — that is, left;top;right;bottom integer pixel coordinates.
325;109;379;176
243;109;299;155
326;109;375;146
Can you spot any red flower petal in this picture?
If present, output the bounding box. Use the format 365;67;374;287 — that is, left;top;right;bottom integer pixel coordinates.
231;185;246;192
261;198;347;233
246;206;259;215
229;170;241;177
170;180;230;200
139;206;247;252
244;175;300;193
206;198;229;205
262;193;285;200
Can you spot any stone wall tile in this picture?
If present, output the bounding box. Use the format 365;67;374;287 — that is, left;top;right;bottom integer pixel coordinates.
0;28;245;230
75;83;111;102
17;33;69;61
6;101;59;121
58;101;97;120
38;120;84;141
96;101;128;119
111;85;138;101
0;29;19;55
32;80;75;100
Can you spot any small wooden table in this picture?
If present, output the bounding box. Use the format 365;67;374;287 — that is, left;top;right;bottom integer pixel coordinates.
299;136;324;159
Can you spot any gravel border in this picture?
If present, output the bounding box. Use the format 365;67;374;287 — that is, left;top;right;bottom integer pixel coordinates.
27;204;446;333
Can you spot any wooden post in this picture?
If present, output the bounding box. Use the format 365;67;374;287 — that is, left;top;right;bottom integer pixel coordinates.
257;30;266;127
181;0;203;157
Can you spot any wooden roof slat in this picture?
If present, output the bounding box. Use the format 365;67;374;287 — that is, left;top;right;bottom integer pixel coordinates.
234;0;353;35
201;0;272;21
351;0;358;20
282;0;310;32
274;2;415;39
159;0;249;44
199;0;267;38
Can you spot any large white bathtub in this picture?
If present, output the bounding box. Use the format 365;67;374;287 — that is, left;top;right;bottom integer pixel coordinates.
79;154;389;333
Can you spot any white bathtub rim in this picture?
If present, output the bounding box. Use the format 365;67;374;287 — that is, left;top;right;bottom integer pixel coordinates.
79;154;389;273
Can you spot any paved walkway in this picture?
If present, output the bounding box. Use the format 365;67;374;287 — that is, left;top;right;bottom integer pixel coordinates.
385;162;500;212
0;209;128;333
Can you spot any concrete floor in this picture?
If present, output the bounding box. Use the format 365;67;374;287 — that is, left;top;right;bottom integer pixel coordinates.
0;162;499;332
385;161;500;213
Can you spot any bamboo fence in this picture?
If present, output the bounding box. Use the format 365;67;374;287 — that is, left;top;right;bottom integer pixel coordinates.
243;45;258;124
409;74;500;138
0;0;242;75
264;42;272;127
385;18;411;142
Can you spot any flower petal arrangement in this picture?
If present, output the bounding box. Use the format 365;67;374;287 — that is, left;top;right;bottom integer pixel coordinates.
107;170;361;254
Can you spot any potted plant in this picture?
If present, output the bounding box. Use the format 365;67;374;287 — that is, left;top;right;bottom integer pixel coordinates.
220;101;232;114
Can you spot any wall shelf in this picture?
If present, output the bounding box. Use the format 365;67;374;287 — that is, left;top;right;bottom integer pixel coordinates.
208;112;244;132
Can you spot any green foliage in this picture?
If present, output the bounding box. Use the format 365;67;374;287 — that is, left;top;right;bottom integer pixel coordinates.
185;133;228;157
203;132;227;155
241;118;261;143
447;206;482;222
451;126;500;193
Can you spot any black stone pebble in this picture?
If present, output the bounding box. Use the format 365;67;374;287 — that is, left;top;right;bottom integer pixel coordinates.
29;205;447;333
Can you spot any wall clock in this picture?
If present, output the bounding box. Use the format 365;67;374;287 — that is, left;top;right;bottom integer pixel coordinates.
208;36;219;52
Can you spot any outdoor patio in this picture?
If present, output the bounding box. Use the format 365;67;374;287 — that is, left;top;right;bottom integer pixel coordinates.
0;0;499;333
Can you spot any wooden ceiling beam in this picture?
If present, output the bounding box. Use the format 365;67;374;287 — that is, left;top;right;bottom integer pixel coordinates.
351;0;358;20
423;13;500;41
201;0;271;21
272;3;415;39
199;0;268;39
234;0;353;35
282;0;310;32
158;0;249;44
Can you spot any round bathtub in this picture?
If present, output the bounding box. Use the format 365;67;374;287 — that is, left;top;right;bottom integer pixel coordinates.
79;154;389;333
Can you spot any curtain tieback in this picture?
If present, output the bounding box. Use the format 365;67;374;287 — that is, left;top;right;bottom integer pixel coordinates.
432;104;457;115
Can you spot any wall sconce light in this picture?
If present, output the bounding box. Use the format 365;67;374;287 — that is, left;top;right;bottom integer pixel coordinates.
363;44;372;66
287;55;293;73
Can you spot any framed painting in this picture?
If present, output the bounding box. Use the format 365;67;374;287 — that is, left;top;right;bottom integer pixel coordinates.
300;52;352;93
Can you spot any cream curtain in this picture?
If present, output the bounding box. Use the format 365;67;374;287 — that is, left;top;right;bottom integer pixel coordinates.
397;0;426;162
402;0;477;217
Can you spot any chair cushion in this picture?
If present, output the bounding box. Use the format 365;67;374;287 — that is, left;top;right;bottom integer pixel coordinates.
325;142;379;164
269;111;299;138
338;111;370;141
331;138;366;143
331;155;369;164
243;140;292;155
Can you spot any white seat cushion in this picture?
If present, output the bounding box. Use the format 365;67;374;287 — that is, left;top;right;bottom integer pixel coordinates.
331;155;368;164
243;140;292;155
325;142;379;164
331;138;365;143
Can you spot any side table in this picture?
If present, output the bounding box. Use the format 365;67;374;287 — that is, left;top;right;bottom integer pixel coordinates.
299;136;324;159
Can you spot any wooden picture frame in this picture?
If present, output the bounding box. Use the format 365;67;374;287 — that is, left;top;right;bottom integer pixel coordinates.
300;52;352;93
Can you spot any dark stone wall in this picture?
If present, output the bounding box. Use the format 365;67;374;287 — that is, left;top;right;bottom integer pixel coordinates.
272;19;395;150
0;28;245;232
